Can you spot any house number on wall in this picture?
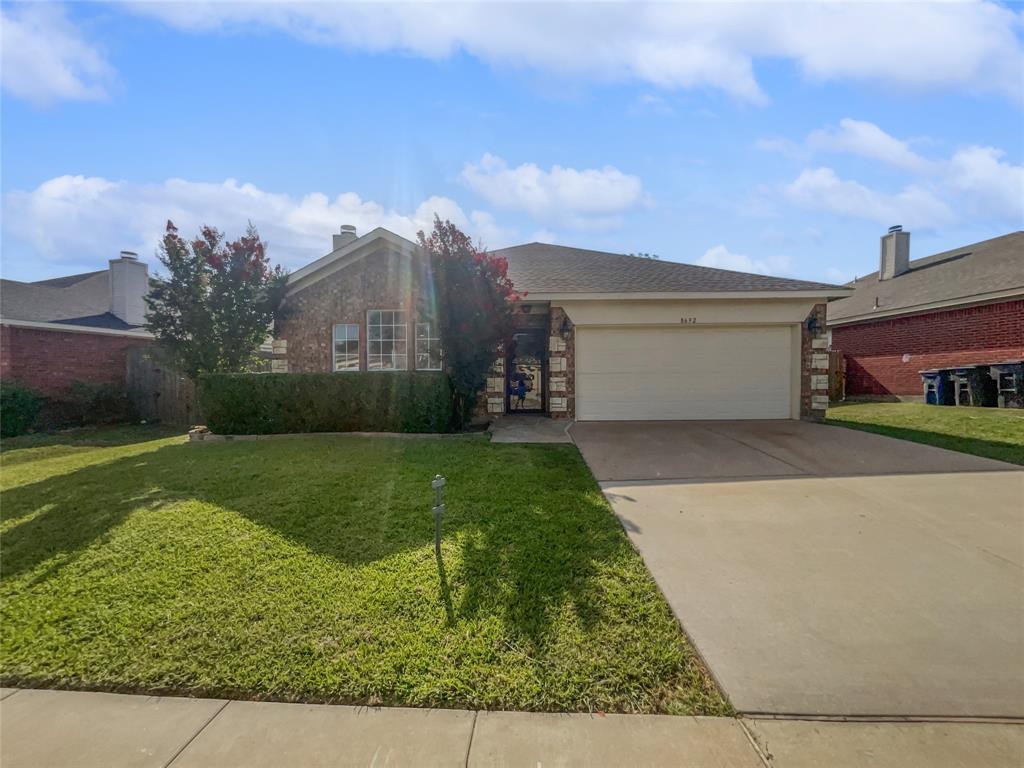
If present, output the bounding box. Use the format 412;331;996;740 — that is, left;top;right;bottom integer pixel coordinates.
680;317;697;324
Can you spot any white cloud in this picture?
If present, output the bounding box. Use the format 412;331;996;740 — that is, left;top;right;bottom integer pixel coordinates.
784;167;954;230
125;1;1024;104
460;153;645;230
806;118;933;173
947;146;1024;222
697;244;793;276
2;175;511;273
769;119;1023;229
1;4;113;106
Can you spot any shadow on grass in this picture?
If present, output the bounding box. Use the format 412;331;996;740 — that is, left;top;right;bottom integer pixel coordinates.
826;419;1024;466
1;435;629;650
0;425;185;468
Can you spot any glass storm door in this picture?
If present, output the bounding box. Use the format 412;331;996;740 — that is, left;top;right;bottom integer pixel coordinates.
507;330;546;413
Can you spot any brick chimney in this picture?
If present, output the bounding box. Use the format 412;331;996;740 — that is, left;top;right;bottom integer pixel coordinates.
332;224;358;251
109;251;149;326
879;225;910;281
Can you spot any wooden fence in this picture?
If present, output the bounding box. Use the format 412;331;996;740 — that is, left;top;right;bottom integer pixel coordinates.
126;347;202;426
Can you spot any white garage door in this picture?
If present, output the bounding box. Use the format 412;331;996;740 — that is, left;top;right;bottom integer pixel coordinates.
576;326;793;421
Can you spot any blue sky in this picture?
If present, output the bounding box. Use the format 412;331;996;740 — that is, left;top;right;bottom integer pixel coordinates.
2;1;1022;284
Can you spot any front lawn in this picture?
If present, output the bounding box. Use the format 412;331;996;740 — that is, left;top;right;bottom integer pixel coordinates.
826;402;1024;465
0;426;727;715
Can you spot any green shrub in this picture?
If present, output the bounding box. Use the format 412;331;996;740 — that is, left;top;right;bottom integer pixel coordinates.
0;381;43;437
35;382;135;431
199;372;455;434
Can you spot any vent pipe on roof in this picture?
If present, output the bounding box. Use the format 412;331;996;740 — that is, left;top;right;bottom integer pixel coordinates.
879;225;910;281
333;225;357;251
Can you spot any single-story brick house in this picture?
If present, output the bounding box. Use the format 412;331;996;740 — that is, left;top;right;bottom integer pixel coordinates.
0;253;153;396
828;228;1024;397
275;225;850;421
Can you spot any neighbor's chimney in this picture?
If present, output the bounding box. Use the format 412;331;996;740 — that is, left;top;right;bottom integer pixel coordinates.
879;225;910;281
332;224;358;250
109;251;149;326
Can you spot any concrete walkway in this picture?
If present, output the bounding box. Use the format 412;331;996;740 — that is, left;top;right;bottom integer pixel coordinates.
488;415;574;443
2;688;1022;767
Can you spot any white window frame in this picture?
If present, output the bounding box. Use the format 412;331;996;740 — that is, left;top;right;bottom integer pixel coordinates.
415;321;442;371
332;323;360;372
367;309;408;371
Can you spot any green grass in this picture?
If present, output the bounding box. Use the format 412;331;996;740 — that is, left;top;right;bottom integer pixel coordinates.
0;425;727;715
826;402;1024;465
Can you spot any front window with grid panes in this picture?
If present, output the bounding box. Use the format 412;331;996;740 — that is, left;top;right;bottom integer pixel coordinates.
367;310;408;370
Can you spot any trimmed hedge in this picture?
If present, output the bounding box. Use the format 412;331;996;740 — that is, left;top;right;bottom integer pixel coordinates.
36;382;135;431
1;381;43;438
199;372;455;434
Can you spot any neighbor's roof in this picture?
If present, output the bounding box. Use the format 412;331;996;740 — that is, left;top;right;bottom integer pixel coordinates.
31;269;106;289
827;231;1024;325
494;242;847;296
0;270;128;327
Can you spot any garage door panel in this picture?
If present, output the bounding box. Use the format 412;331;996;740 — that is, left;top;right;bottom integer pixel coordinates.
577;326;792;421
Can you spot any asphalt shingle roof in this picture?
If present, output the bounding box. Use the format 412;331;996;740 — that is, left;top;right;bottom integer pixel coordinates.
493;242;845;295
0;270;142;328
828;231;1024;323
31;270;106;289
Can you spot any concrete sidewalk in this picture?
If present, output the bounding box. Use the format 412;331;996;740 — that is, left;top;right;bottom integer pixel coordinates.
2;688;1022;767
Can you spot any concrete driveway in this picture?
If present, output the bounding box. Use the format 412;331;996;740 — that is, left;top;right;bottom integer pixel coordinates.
570;420;1024;717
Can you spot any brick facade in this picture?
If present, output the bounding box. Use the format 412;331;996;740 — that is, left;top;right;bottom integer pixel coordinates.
0;324;151;396
800;302;829;420
277;249;433;373
831;299;1024;396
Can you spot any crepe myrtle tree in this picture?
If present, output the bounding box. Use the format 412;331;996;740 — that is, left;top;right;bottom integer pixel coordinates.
417;216;521;426
145;220;287;379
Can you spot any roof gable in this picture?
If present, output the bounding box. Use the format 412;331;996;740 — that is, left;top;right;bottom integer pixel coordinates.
286;227;418;295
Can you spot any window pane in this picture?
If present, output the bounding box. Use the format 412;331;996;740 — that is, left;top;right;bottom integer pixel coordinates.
333;324;360;372
366;310;408;370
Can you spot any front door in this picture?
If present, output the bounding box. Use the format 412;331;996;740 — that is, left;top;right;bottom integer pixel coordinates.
507;330;546;413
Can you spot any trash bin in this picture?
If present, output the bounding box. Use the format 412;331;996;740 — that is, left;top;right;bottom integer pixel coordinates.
989;360;1024;409
920;369;954;405
949;365;998;407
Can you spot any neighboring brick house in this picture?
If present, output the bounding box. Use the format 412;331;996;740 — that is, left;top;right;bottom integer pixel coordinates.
828;228;1024;397
0;253;153;396
276;226;849;421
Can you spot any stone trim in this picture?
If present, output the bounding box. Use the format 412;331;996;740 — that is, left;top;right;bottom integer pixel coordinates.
800;302;829;420
547;306;576;419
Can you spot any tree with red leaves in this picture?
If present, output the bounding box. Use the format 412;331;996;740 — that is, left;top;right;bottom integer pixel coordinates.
145;220;287;378
418;216;520;426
